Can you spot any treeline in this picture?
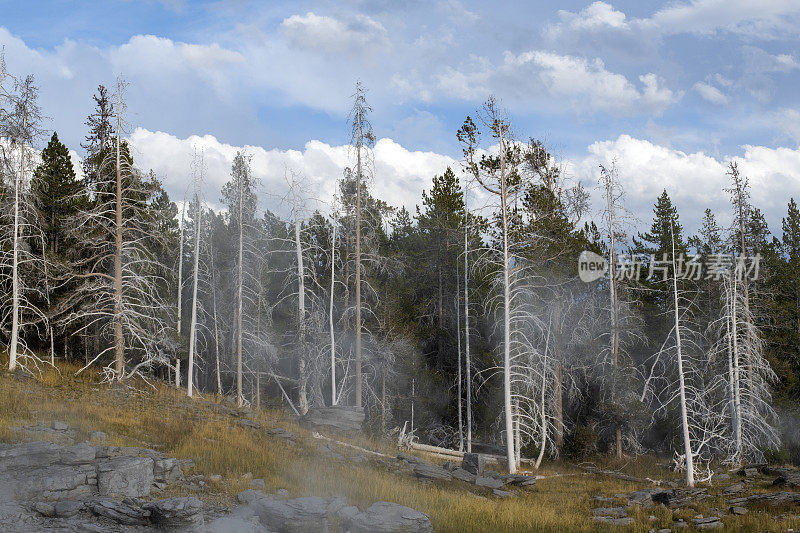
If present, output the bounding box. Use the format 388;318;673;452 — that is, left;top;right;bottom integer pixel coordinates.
2;66;800;479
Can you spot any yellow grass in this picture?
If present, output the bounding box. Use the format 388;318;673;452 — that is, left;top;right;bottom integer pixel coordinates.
1;359;800;531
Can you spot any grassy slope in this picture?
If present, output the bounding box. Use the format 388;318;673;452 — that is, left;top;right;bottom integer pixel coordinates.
1;360;799;532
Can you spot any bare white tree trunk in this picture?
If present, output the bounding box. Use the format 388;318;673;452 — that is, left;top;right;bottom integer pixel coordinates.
209;239;222;396
236;166;244;407
456;271;463;452
730;275;744;462
294;192;308;414
187;190;201;398
671;226;694;487
330;215;337;406
175;190;186;387
8;94;26;372
499;119;515;474
464;221;472;453
355;105;363;408
113;86;124;380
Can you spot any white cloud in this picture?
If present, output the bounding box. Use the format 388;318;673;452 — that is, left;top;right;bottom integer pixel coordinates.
126;128;455;218
693;81;728;105
556;2;629;31
443;50;679;115
280;12;389;56
572;135;800;234
550;1;800;39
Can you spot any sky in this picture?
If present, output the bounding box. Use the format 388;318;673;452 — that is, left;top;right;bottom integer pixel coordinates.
1;0;799;237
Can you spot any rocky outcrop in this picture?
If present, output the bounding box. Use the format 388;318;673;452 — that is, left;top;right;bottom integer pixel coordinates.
96;456;154;498
301;406;365;435
144;496;204;530
348;501;433;533
461;453;486;475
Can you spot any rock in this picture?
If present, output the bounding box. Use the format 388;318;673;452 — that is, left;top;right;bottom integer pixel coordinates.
397;453;423;465
89;431;107;443
591;507;627;518
0;441;62;469
652;488;708;508
96;456;154;498
657;529;672;533
442;461;456;472
237;489;269;504
19;463;97;500
503;474;536;489
693;517;723;530
51;421;70;431
413;462;452;482
762;466;800;488
461;453;486;476
348;501;433;533
249;495;329;532
238;419;261;429
729;491;800;507
301;406;365;435
59;442;96;465
144;496;204;530
722;482;746;495
33;502;55;517
492;489;514;498
338;505;360;523
85;497;151;526
153;457;184;483
209;474;223;483
178;458;195;471
744;467;759;477
592;516;634;526
276;489;290;498
475;475;504;490
53;500;84;518
628;488;662;507
326;496;347;515
673;519;688;529
268;428;296;440
730;506;748;515
242;472;254;481
251;478;267;491
593;496;613;504
451;468;476;483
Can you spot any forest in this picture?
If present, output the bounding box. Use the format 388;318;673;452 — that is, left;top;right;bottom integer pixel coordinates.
3;61;800;489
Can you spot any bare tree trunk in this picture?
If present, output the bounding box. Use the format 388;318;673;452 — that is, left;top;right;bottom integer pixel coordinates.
187;192;201;397
499;117;515;474
330;216;337;406
671;226;694;487
535;322;551;469
176;190;186;387
355;107;363;408
8;95;26;372
236;166;244;407
113;87;124;379
456;272;463;452
294;198;308;414
464;223;472;453
209;240;222;396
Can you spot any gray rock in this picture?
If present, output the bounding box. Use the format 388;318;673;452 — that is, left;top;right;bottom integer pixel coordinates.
492;489;514;498
267;428;296;440
33;502;55;517
397;453;423;465
251;478;267;491
475;475;504;490
52;499;84;518
238;419;261;429
451;468;476;483
85;497;151;526
715;473;731;482
326;496;347;515
348;502;433;533
0;441;61;470
59;442;96;465
51;421;69;431
97;456;154;498
20;464;97;500
301;406;365;435
593;496;613;504
730;506;748;515
338;505;360;523
592;516;634;526
722;482;746;495
673;519;688;529
412;462;452;481
591;507;627;518
237;489;271;504
693;517;723;530
249;496;329;532
153;457;184;483
461;453;486;476
276;489;290;498
144;496;204;530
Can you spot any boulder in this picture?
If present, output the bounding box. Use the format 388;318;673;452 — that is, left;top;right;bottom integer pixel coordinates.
53;500;84;518
0;441;61;470
412;462;452;482
249;495;329;532
475;475;504;490
348;502;433;533
451;468;476;483
492;489;514;498
693;516;723;530
153;457;184;483
97;456;154;498
461;453;486;476
85;497;151;526
144;496;204;530
19;464;97;501
59;442;96;465
301;406;365;435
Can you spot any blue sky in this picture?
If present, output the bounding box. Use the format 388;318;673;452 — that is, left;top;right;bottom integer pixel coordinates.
1;0;799;235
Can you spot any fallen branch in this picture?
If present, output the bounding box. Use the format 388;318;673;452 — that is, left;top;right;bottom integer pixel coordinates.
311;432;389;458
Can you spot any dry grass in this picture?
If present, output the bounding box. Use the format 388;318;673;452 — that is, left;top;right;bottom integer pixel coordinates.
2;359;800;531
